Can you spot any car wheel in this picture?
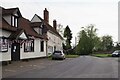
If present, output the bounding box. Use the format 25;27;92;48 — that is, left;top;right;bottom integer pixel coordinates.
112;55;115;57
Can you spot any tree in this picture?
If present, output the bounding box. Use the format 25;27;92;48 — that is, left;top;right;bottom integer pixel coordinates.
114;42;120;50
77;30;90;55
63;25;72;50
93;36;102;51
62;43;66;50
85;24;98;53
101;35;113;51
76;24;98;54
57;24;64;37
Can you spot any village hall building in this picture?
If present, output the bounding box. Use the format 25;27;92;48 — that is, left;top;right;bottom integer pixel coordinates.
0;7;63;64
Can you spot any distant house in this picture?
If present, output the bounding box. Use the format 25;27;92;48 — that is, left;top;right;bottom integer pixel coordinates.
31;8;63;54
1;7;48;64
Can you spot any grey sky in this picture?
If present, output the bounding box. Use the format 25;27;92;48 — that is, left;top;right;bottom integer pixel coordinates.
1;0;119;45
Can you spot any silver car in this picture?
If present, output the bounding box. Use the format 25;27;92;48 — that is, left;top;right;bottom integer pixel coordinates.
112;50;120;57
52;51;65;60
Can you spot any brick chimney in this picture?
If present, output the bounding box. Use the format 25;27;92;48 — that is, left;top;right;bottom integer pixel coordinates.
44;8;49;23
53;20;57;30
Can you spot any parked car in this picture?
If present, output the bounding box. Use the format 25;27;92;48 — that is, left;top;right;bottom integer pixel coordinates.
112;50;120;57
52;51;65;60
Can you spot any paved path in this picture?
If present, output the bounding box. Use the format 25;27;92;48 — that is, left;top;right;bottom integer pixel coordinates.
3;56;118;78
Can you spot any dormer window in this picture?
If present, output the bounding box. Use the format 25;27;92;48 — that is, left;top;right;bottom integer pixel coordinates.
15;18;18;27
12;15;18;27
12;16;15;26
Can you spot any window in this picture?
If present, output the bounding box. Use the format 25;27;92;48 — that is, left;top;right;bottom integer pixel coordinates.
12;16;14;26
48;46;53;53
15;18;18;27
24;40;34;52
0;38;8;52
12;16;18;27
41;41;44;52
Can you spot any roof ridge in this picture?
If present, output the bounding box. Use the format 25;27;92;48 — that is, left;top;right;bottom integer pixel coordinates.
4;7;19;10
19;17;46;39
34;14;63;39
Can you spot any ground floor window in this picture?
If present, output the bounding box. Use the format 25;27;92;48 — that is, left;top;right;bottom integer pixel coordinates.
40;41;44;52
48;46;53;54
24;39;34;52
0;37;8;52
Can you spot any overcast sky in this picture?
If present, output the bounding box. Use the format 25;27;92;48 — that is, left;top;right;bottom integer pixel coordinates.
1;0;119;45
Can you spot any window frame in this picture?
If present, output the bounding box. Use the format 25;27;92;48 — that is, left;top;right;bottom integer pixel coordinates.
40;41;44;52
12;16;15;26
0;37;8;52
24;39;34;52
11;15;18;27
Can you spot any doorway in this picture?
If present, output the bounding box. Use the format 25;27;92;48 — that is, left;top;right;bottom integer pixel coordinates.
11;43;20;61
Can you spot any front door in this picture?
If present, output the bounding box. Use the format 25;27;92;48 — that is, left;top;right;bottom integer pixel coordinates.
11;43;20;61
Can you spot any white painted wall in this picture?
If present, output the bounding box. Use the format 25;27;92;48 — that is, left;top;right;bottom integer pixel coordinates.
0;29;11;37
47;31;63;53
0;29;11;61
31;14;63;54
20;38;47;59
0;44;11;61
31;15;42;22
0;31;47;61
3;15;11;25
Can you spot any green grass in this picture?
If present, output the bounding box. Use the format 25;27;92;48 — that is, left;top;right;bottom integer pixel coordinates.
65;54;80;58
47;55;52;60
91;53;112;58
47;54;80;60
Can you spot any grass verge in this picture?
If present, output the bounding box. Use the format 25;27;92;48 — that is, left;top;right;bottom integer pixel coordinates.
65;54;80;58
48;54;80;60
91;53;112;58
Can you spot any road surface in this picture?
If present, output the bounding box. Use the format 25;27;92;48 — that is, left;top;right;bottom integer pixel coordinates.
3;56;118;78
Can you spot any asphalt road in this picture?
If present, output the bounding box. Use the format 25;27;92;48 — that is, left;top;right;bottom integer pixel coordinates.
4;56;118;78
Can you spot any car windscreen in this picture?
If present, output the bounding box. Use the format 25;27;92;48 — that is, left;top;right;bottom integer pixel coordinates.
54;51;61;53
114;51;120;53
53;51;62;54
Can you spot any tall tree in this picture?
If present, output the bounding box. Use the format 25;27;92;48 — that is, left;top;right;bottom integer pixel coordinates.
64;25;72;49
57;24;64;37
114;42;120;50
85;24;98;53
77;30;90;55
93;36;102;51
101;35;113;51
77;24;98;54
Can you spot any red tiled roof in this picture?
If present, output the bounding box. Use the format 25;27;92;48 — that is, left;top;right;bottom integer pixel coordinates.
45;22;63;40
18;17;47;39
9;29;27;39
2;7;22;17
1;7;22;32
34;14;63;40
1;7;47;40
30;22;42;28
